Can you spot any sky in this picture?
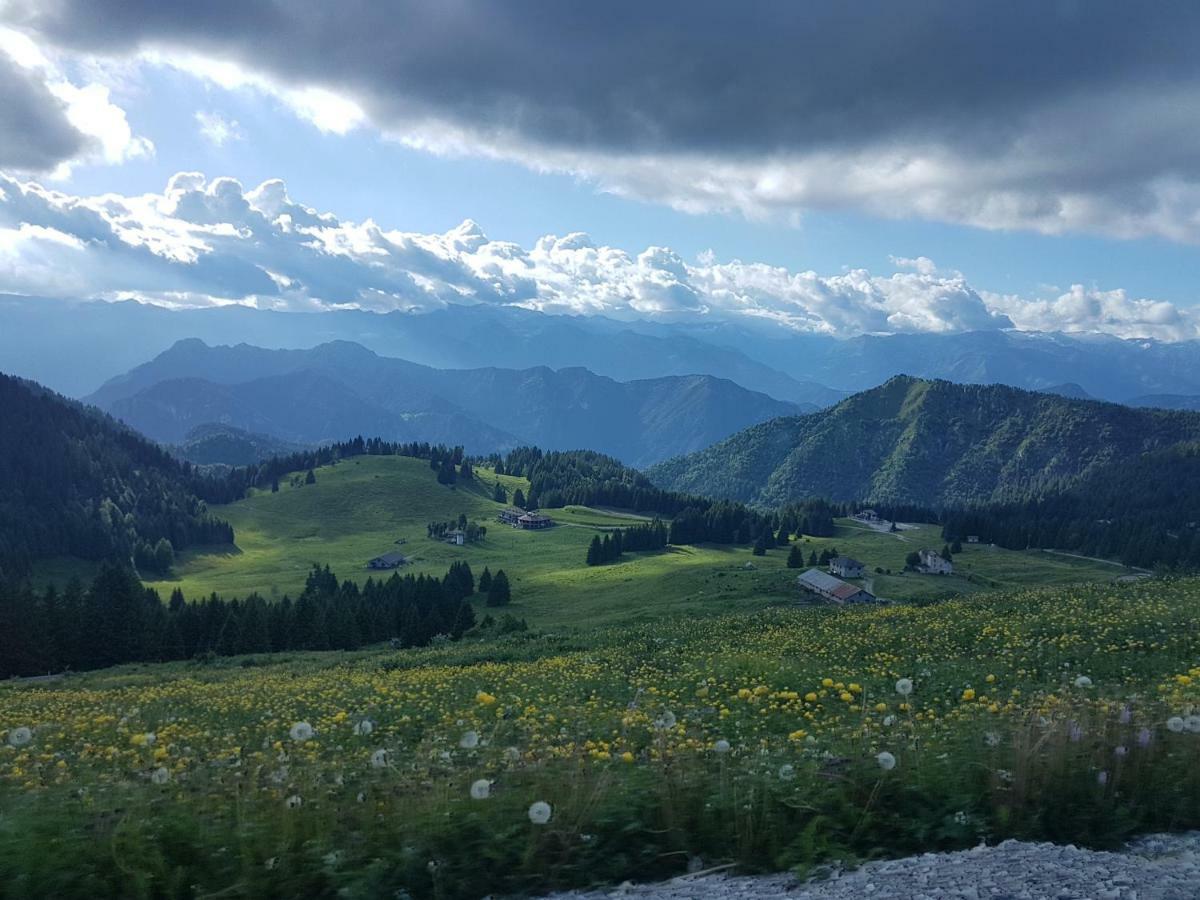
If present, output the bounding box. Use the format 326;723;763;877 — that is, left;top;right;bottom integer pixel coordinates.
2;1;1200;339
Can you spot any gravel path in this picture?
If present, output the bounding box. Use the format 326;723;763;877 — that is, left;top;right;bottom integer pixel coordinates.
548;834;1200;900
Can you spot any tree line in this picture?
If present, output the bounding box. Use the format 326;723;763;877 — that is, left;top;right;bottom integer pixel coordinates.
0;559;513;679
585;519;669;565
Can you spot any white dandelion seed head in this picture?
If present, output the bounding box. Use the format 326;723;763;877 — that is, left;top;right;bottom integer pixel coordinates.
504;746;522;762
270;766;289;784
1137;727;1153;747
778;763;795;781
1167;716;1186;733
1119;706;1133;725
289;722;314;742
459;730;480;749
528;800;552;825
285;794;303;809
1097;770;1109;785
1185;715;1200;734
1074;676;1093;689
876;751;897;771
1115;745;1128;757
882;715;897;727
370;748;389;769
713;739;731;754
7;726;32;747
353;719;374;736
984;731;1001;748
143;732;157;746
895;678;914;696
653;710;677;730
150;766;170;785
470;778;492;800
356;791;366;803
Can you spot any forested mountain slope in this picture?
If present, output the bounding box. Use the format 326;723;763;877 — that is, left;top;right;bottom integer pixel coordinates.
648;376;1200;507
0;374;232;578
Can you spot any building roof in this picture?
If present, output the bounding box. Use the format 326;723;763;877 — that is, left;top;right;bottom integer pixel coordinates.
370;551;407;565
831;583;868;601
831;556;865;568
519;512;550;521
797;568;845;593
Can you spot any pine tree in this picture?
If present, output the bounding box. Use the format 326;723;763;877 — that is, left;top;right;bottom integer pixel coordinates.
478;566;493;592
586;536;603;566
753;531;768;556
513;488;526;509
787;544;804;568
486;570;511;607
305;469;317;485
451;602;476;638
493;482;507;503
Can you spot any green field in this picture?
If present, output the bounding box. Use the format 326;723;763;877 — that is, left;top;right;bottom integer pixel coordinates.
62;454;1130;631
3;577;1198;898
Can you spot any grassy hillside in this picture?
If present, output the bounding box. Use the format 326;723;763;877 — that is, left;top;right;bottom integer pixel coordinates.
2;578;1198;897
648;375;1200;507
113;454;1128;630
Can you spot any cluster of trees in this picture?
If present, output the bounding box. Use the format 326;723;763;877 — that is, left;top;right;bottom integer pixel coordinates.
585;519;670;565
0;559;515;679
940;443;1200;571
494;448;840;552
477;566;511;607
433;454;472;485
0;375;234;580
427;515;487;543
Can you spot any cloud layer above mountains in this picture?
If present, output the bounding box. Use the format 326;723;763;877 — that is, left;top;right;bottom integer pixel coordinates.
5;2;1200;242
1;171;1196;340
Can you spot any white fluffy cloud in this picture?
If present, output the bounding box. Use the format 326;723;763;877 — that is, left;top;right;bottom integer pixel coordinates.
194;110;242;147
1;171;1196;340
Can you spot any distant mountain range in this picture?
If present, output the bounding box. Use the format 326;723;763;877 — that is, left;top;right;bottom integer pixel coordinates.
648;375;1200;507
87;339;805;467
0;296;842;407
10;296;1200;411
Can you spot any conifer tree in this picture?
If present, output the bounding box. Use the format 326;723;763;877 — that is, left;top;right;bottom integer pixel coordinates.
486;570;511;607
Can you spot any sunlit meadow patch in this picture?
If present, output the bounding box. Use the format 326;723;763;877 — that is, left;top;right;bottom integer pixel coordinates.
1;579;1199;898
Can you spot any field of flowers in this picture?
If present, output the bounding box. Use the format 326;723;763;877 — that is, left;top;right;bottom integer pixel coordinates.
2;579;1200;898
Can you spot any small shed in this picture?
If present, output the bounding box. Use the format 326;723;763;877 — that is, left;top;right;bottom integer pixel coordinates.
368;551;408;570
517;512;553;529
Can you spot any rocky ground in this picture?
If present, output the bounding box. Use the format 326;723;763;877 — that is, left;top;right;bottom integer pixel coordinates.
547;834;1200;900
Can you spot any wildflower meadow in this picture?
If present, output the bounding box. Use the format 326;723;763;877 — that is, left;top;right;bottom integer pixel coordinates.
2;579;1199;898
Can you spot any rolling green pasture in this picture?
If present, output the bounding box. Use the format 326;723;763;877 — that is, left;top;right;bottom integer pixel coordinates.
83;454;1135;630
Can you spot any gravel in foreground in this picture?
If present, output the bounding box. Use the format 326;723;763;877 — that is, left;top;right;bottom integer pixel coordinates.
547;834;1200;900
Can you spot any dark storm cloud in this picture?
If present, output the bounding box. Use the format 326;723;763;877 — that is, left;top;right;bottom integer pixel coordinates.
0;51;86;171
7;1;1200;238
10;0;1200;155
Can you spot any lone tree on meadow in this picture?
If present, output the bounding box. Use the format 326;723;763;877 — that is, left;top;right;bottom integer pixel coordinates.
786;544;804;568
